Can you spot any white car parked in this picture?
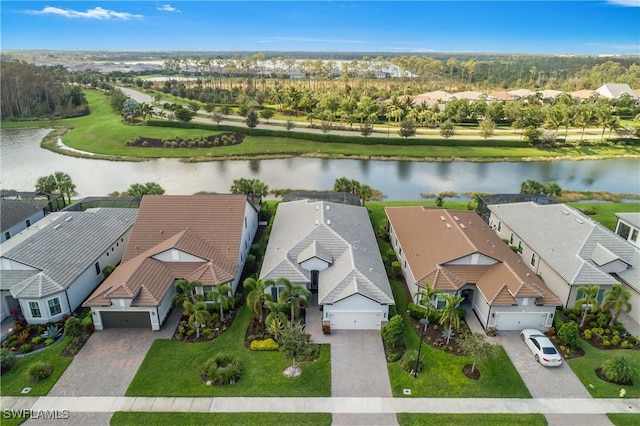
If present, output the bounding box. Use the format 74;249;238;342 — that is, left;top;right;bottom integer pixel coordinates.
520;329;563;367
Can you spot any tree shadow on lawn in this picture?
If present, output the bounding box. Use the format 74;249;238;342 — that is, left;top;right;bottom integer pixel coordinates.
125;306;331;398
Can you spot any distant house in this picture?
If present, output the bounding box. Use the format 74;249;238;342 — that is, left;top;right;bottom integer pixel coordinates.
477;194;559;224
540;89;565;100
489;202;640;324
451;91;494;102
0;200;46;243
570;89;601;102
84;195;258;331
615;213;640;248
260;200;394;330
488;91;521;102
0;208;137;324
507;89;535;98
386;207;562;331
596;83;638;100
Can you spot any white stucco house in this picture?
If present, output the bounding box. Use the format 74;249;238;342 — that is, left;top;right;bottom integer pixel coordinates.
596;83;638;100
0;200;47;243
0;208;137;324
615;213;640;248
260;200;394;330
489;202;640;325
84;195;258;331
386;207;562;331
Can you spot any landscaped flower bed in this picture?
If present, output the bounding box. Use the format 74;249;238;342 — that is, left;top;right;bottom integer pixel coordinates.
172;308;237;343
558;308;639;351
125;132;244;148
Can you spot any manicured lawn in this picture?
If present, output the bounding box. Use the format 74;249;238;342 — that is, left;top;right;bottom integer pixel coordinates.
0;336;73;396
386;280;530;398
567;202;640;231
607;413;640;426
397;414;547;426
110;412;332;425
566;338;640;398
126;306;330;397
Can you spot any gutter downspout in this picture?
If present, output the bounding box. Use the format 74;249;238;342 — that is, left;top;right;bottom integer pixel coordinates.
64;289;72;317
487;306;492;329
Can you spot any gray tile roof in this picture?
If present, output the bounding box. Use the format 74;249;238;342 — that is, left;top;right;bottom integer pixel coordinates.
0;270;39;291
596;83;638;99
489;202;640;292
616;213;640;229
2;208;137;299
0;200;45;231
260;200;393;305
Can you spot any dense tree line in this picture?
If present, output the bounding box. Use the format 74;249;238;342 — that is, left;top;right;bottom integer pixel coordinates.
1;61;89;120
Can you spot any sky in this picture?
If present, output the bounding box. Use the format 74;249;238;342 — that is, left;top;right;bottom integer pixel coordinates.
1;1;639;55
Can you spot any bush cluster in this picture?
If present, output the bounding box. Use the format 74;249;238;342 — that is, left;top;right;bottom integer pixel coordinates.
250;338;279;351
1;348;17;374
28;361;54;382
202;354;242;385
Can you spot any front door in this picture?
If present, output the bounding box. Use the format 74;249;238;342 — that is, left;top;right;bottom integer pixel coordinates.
310;270;319;292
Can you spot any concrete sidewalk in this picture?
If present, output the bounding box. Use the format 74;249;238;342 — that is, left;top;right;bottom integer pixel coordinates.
2;396;639;415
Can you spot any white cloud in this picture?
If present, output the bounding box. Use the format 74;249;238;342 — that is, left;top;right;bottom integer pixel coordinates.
257;37;365;44
27;6;143;20
158;4;180;13
607;0;640;7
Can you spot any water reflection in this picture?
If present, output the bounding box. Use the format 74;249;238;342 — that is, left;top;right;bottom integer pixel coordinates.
1;128;638;200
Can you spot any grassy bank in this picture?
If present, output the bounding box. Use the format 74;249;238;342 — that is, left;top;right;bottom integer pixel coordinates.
110;413;332;426
19;89;639;162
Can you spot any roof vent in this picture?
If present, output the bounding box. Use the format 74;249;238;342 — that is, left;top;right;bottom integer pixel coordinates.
326;205;331;210
160;230;164;235
446;223;452;229
53;224;61;230
315;220;319;225
460;223;466;229
575;218;583;224
327;220;331;226
315;206;319;210
453;216;460;221
561;209;570;215
64;216;73;222
526;273;531;276
440;216;446;221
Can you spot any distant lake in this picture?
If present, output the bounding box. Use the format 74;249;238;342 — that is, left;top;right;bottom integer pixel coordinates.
1;128;639;199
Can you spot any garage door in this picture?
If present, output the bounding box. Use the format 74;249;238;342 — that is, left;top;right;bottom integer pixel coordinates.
100;311;152;329
494;312;547;331
329;311;382;330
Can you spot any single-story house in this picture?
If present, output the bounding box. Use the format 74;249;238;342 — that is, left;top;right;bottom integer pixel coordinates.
0;208;137;324
1;200;47;243
488;202;640;325
596;83;638;100
84;195;258;331
386;207;562;331
260;200;394;330
615;213;640;248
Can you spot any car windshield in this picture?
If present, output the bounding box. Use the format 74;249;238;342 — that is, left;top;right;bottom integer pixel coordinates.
542;347;558;355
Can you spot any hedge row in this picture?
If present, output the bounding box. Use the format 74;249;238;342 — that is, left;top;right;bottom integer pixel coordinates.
145;120;531;148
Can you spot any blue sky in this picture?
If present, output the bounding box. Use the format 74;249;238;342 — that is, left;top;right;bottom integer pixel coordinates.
1;1;639;54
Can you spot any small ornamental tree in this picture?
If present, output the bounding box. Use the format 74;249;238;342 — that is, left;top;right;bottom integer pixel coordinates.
382;315;404;349
439;119;456;139
398;119;417;139
64;316;83;338
523;126;542;145
285;120;295;131
459;332;496;373
557;321;580;348
279;322;309;368
360;120;373;137
479;118;496;139
246;109;259;129
259;109;275;123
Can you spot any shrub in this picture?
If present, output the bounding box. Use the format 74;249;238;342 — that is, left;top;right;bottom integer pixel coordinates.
601;355;638;384
612;335;621;346
387;349;403;362
621;341;630;349
401;349;425;375
28;361;54;382
583;329;592;340
20;343;31;353
1;348;17;374
64;316;83;338
31;336;43;345
202;354;242;385
201;328;213;339
407;303;428;320
297;343;321;362
603;340;611;347
382;315;404;349
557;322;580;348
81;315;93;328
391;261;401;277
250;338;279;351
44;338;55;346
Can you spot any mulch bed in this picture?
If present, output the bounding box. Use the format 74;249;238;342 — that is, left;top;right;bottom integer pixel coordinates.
556;311;639;352
172;309;237;343
409;317;468;356
463;364;481;380
61;329;94;358
595;368;633;386
125;132;244;148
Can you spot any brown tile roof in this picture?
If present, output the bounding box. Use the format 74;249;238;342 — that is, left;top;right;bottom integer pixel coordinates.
84;195;252;308
386;207;562;307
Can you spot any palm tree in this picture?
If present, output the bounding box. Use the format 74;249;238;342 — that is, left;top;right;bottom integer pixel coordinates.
438;293;465;344
171;279;201;308
265;299;289;341
244;277;273;323
53;171;76;205
184;301;211;339
602;284;632;327
35;175;57;193
573;284;600;328
416;285;442;320
278;277;311;322
206;283;234;321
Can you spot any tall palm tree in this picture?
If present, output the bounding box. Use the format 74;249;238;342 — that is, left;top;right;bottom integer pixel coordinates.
438;293;465;344
573;284;600;328
416;285;442;320
35;175;57;194
602;284;632;327
53;171;76;205
244;277;273;323
171;279;202;308
206;283;234;321
278;277;312;322
184;301;211;339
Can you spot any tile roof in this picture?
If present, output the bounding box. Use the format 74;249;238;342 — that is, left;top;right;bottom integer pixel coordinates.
260;200;393;306
385;207;561;307
0;200;45;231
596;83;638;99
1;208;137;299
84;195;252;307
488;202;640;292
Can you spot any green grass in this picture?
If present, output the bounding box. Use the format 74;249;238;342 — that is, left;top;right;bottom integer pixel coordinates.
397;414;547;426
110;412;332;426
607;414;640;426
566;338;640;398
126;306;330;397
0;336;73;396
567;202;640;231
386;280;530;398
25;89;640;161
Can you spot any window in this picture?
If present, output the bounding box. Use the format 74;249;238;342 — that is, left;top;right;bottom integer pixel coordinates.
631;229;639;243
244;217;247;228
517;241;524;254
617;223;631;240
48;298;62;316
530;253;536;266
26;219;31;227
111;247;115;252
576;288;605;304
4;232;10;240
95;261;101;275
202;286;215;297
29;302;41;318
509;233;514;245
498;222;502;232
435;294;447;310
106;252;110;257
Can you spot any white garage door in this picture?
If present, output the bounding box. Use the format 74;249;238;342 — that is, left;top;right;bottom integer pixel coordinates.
329;311;382;330
494;312;547;331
